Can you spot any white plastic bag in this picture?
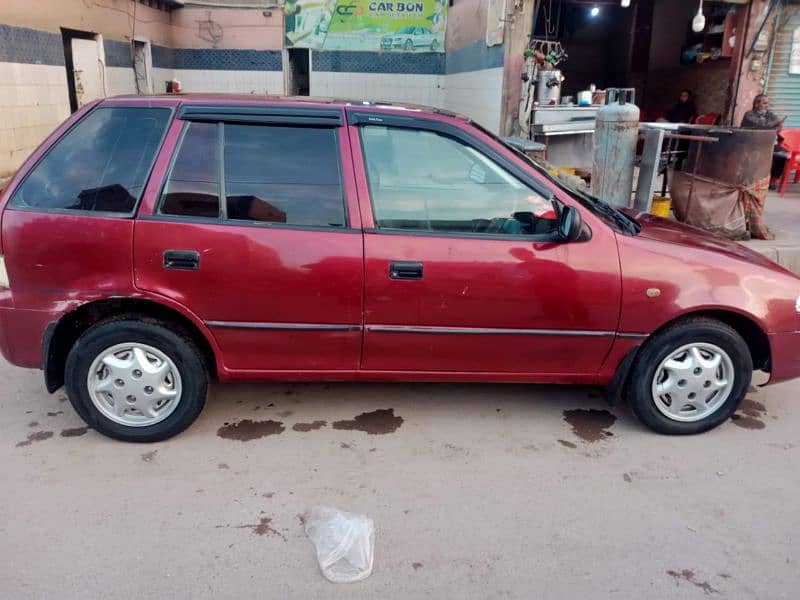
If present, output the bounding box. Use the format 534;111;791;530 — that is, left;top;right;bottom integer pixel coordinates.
303;506;375;583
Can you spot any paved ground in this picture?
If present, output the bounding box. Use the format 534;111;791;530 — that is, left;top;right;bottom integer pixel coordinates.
742;190;800;275
2;360;799;599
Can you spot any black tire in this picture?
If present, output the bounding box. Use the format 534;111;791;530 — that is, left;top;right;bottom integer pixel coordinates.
627;318;752;435
64;319;208;442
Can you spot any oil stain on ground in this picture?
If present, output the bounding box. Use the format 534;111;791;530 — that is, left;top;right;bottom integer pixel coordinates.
141;450;158;462
217;517;286;541
217;419;285;441
332;409;403;435
292;420;327;432
666;569;719;594
60;426;89;437
16;431;54;447
562;409;617;442
731;399;767;430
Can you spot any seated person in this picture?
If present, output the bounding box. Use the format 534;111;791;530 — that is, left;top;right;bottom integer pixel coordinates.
741;93;789;185
666;89;697;124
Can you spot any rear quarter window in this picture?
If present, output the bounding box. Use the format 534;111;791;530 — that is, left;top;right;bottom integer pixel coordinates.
9;106;171;214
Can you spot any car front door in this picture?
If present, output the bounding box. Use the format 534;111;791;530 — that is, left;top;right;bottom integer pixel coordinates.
349;110;622;378
134;105;364;374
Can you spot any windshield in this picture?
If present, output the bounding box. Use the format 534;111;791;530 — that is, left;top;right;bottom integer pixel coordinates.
471;122;641;236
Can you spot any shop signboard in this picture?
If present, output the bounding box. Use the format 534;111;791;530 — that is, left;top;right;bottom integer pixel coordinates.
284;0;446;52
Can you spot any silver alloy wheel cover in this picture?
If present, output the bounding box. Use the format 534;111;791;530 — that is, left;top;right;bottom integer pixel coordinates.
651;342;735;423
87;342;183;427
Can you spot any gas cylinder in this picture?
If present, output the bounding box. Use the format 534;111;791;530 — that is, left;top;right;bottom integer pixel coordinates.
591;88;640;207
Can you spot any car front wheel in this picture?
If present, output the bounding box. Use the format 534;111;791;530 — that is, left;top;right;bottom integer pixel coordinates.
627;318;752;435
404;39;413;51
64;319;208;442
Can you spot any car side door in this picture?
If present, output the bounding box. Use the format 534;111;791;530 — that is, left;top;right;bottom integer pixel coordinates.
349;110;622;378
134;105;364;375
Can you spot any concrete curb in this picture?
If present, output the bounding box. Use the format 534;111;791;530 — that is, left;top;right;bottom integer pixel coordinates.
742;242;800;277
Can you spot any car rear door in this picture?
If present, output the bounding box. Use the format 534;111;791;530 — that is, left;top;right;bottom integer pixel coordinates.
134;104;364;374
348;109;622;378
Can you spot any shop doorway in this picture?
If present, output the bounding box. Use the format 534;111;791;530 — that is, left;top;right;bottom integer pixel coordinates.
285;48;310;96
133;39;153;95
61;28;105;112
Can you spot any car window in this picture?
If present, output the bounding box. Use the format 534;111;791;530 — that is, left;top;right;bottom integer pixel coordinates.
161;122;220;219
223;124;345;228
360;126;560;236
10;107;170;214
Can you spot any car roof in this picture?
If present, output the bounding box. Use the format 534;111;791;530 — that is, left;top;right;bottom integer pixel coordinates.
102;93;469;121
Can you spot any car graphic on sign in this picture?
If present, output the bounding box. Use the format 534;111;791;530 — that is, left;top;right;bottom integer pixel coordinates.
380;25;440;51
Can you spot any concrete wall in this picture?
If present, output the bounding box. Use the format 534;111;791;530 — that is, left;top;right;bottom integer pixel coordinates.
0;0;172;45
440;0;505;132
0;1;286;176
445;0;490;52
308;6;506;134
0;0;510;178
443;40;505;132
0;24;70;178
648;0;698;72
310;52;445;106
644;62;730;115
730;0;777;126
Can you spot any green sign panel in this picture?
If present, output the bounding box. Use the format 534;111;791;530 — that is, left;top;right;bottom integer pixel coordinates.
285;0;446;52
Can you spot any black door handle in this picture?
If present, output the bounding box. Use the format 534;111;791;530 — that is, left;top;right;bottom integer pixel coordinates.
389;261;423;280
163;250;200;271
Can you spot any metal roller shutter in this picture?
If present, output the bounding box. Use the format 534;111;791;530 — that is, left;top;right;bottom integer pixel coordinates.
766;4;800;128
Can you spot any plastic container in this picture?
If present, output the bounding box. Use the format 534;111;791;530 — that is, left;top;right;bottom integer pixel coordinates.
650;196;672;218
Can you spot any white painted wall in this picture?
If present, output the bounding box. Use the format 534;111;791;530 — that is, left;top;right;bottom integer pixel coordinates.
442;67;504;133
309;69;503;133
105;66;137;96
152;67;174;94
311;72;445;107
0;62;70;178
171;69;285;95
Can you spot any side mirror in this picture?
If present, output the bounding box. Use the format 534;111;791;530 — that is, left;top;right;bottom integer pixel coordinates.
558;205;583;242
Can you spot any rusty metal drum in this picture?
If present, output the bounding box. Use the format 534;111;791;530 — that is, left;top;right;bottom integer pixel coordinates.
682;126;776;185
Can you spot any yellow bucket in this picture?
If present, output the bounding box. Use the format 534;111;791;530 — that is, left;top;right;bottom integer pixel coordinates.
651;196;672;218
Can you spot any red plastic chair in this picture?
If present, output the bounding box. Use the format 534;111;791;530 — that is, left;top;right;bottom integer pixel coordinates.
693;113;720;125
779;128;800;196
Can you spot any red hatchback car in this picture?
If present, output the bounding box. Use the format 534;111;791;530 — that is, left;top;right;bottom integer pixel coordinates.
1;95;799;442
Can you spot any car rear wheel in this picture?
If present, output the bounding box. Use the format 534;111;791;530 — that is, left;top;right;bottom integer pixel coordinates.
627;318;752;435
65;319;207;442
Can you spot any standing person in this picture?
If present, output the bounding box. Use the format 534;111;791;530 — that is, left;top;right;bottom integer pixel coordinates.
741;94;789;184
666;89;697;124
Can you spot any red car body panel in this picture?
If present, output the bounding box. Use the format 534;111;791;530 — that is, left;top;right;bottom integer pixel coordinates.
0;94;798;392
